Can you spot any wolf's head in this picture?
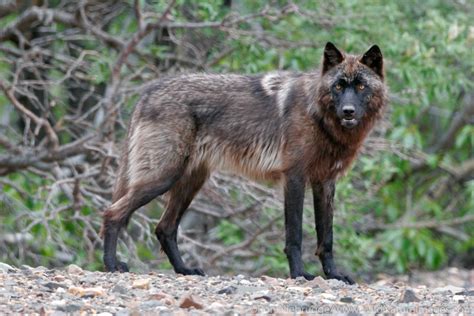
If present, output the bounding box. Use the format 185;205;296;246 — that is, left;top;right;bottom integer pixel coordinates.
317;42;386;129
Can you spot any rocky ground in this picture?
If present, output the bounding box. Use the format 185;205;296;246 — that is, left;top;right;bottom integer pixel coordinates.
0;262;473;315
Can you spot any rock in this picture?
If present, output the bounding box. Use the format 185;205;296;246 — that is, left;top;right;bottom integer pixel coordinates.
132;278;151;290
56;304;82;313
111;284;128;295
148;292;176;305
207;302;225;310
340;296;354;303
0;262;16;273
253;294;272;302
79;275;98;285
260;275;280;286
456;290;474;296
294;276;307;285
398;289;420;303
308;276;331;290
66;264;83;275
140;300;164;310
239;279;251;285
41;281;68;291
326;279;347;289
433;285;465;294
217;285;237;295
179;294;204;309
320;293;337;300
53;275;66;282
68;286;105;298
453;295;465;303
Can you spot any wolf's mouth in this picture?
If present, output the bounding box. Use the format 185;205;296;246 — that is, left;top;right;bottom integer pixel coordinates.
341;118;358;128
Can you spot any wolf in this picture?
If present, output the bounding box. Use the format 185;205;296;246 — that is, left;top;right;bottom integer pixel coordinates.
101;42;387;284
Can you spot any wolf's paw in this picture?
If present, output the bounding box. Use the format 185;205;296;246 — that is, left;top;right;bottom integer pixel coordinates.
301;272;316;280
326;272;355;285
105;261;129;273
176;267;205;276
291;271;316;280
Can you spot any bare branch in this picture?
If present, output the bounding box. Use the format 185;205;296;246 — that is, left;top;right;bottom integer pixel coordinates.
0;80;59;149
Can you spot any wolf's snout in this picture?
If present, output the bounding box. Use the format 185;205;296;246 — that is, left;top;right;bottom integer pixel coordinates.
342;105;355;118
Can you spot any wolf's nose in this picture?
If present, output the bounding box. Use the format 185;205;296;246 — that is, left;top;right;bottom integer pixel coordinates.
342;105;355;117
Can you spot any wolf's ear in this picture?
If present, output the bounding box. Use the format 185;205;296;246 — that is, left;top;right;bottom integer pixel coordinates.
322;42;344;74
360;45;384;79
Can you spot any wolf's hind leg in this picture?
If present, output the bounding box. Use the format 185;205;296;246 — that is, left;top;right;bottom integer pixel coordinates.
155;166;209;276
102;114;195;273
102;173;184;272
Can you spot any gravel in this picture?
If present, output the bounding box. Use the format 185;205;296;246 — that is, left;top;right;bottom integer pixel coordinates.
0;263;472;315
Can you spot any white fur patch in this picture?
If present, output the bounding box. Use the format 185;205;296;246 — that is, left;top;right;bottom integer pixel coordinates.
260;73;282;96
277;79;293;117
191;134;283;180
261;73;294;117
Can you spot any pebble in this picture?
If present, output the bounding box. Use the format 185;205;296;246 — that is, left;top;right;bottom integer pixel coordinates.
132;278;151;290
68;286;105;297
140;300;163;309
320;292;337;300
111;284;128;294
56;304;82;313
340;296;354;303
179;294;204;309
66;264;83;275
217;285;237;295
148;292;176;305
398;288;420;303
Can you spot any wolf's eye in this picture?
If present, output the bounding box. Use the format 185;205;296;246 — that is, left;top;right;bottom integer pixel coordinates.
357;84;365;91
335;84;343;91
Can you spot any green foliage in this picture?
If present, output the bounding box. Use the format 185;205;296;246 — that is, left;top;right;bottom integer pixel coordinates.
217;220;245;246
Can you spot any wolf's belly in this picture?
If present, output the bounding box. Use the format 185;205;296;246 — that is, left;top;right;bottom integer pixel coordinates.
190;135;284;181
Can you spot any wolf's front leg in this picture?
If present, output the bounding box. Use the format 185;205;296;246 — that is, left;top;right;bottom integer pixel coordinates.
283;170;315;280
312;180;355;284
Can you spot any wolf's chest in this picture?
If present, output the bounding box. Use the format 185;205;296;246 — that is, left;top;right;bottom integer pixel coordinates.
310;148;357;181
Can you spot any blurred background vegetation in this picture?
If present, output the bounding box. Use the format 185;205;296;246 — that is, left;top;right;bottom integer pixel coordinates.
0;0;472;281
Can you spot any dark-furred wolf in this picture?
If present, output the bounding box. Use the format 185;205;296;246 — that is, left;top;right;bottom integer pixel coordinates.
102;42;387;284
